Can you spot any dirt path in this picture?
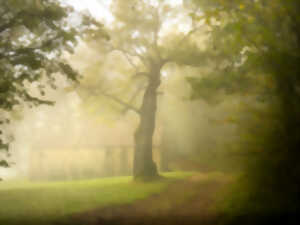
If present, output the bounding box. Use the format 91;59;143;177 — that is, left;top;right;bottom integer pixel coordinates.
70;174;229;225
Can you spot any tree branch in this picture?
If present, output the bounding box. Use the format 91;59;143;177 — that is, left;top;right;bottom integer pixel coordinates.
99;92;141;115
122;51;139;70
121;84;146;114
108;41;147;69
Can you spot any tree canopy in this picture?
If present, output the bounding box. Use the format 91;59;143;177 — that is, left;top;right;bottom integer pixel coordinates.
73;0;218;179
187;0;300;219
0;0;104;167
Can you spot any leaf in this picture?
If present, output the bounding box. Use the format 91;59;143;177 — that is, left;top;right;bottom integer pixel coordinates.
239;4;245;10
0;160;9;168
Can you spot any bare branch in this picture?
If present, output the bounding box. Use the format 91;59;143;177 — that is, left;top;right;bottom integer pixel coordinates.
121;84;146;114
123;51;139;70
78;83;140;115
108;42;148;70
99;92;141;115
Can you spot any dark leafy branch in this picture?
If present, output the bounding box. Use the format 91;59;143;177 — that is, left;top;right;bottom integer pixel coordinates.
0;0;106;168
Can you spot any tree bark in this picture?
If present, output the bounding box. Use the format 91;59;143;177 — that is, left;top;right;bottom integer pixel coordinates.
133;65;161;180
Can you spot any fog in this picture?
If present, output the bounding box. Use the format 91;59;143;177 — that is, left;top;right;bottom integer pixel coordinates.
1;45;240;180
1;88;137;179
0;0;248;197
1;0;300;225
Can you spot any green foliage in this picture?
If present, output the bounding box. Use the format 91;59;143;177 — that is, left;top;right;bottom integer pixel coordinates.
186;71;253;104
0;159;9;168
188;0;300;221
0;0;104;166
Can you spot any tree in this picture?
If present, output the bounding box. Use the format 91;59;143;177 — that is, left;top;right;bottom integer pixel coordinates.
0;0;105;168
187;0;300;220
77;0;209;180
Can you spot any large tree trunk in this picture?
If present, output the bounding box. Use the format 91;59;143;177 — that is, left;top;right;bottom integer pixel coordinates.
133;66;161;180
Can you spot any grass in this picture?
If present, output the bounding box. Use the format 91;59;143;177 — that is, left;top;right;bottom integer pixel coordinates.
0;171;193;225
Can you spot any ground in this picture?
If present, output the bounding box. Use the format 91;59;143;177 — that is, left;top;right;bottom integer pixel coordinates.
69;172;231;225
0;171;232;225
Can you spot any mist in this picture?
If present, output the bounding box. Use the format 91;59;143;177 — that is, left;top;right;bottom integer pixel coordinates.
1;0;300;225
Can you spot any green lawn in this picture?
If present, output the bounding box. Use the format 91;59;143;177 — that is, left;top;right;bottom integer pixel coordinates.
0;171;193;225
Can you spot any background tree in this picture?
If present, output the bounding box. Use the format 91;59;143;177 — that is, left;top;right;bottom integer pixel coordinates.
0;0;104;168
187;0;300;221
76;0;212;180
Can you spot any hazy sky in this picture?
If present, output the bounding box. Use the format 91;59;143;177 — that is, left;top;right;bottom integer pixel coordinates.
65;0;183;23
65;0;113;23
